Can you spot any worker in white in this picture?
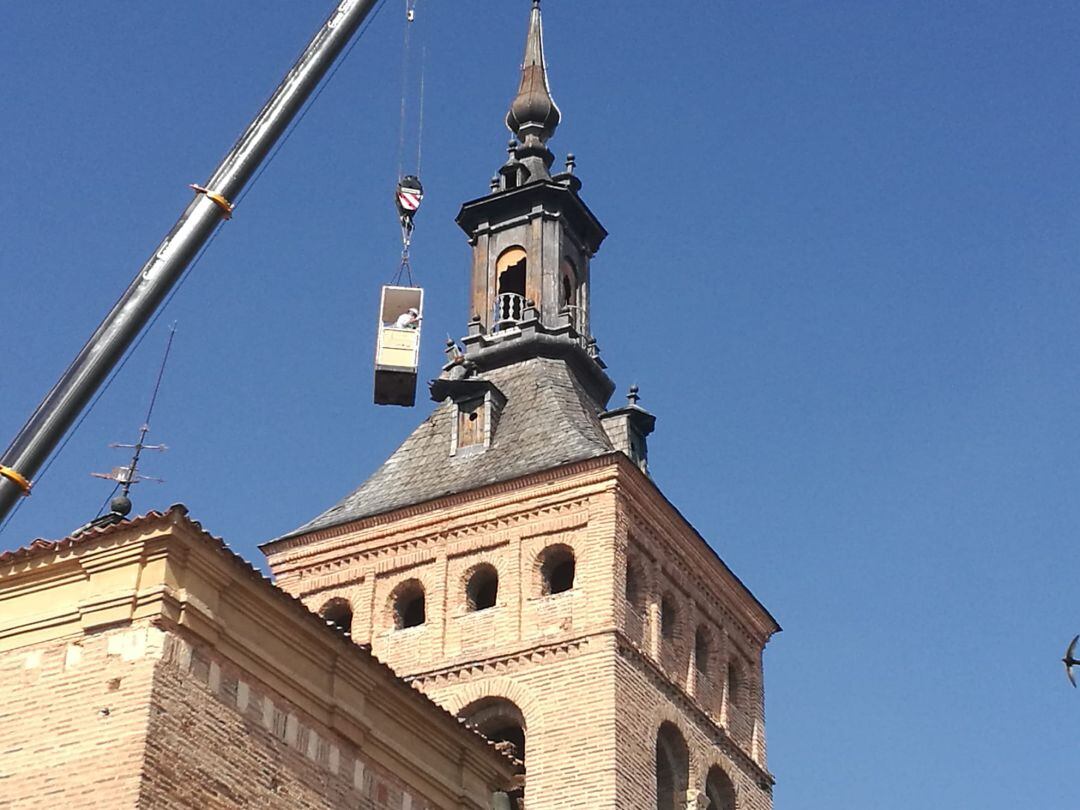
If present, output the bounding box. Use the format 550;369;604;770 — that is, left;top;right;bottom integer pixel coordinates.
394;307;421;329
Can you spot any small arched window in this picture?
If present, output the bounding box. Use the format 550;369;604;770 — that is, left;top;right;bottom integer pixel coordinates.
466;564;499;611
320;598;353;636
539;545;576;595
392;580;426;629
660;594;678;641
560;273;574;308
695;627;711;674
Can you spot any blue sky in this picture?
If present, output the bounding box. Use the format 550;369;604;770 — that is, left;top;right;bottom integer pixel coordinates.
2;2;1078;806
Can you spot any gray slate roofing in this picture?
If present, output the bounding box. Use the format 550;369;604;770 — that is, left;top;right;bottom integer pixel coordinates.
282;356;615;539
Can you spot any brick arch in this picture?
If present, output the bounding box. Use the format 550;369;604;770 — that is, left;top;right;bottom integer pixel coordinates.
693;624;715;668
304;587;360;622
653;706;719;798
651;706;695;752
440;676;542;731
697;758;742;810
659;589;683;642
386;577;428;630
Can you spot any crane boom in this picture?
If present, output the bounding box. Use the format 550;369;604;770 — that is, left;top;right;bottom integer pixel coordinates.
0;0;382;525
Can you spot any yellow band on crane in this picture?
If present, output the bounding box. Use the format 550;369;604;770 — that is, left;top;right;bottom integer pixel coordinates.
0;465;31;496
188;184;234;219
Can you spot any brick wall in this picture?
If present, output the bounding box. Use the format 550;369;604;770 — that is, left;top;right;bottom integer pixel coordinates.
613;643;772;810
0;622;159;809
0;621;439;810
139;628;428;810
415;636;619;810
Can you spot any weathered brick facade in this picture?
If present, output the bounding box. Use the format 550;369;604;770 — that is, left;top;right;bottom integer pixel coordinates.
0;511;516;809
266;455;779;809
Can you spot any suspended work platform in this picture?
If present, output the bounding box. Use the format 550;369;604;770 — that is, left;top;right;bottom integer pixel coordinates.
374;285;423;407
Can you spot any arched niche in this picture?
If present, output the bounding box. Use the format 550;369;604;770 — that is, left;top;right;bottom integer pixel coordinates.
655;722;689;810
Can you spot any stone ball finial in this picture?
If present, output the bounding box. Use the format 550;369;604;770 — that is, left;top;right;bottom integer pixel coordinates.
627;384;640;406
110;494;132;517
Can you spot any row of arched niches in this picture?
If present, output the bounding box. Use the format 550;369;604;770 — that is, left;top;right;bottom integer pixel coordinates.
313;540;758;808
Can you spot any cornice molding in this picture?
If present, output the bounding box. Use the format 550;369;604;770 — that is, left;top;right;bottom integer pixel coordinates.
266;460;619;572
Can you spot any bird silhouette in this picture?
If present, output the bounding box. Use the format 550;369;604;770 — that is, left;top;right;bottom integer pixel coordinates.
1063;635;1079;688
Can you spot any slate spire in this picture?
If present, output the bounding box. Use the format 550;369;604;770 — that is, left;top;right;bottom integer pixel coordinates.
506;0;561;177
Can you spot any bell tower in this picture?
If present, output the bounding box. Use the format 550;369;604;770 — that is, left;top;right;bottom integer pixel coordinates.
458;0;605;341
263;4;780;809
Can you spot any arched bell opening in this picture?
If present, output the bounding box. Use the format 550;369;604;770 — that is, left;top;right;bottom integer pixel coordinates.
538;544;575;595
695;627;711;676
466;563;500;612
390;579;426;630
559;257;581;332
495;247;527;328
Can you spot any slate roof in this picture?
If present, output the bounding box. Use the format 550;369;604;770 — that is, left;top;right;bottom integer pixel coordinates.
281;355;616;540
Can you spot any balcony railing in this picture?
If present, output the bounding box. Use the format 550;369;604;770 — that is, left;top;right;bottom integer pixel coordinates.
494;292;526;329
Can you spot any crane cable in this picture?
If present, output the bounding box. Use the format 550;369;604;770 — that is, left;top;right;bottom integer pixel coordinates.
392;0;425;288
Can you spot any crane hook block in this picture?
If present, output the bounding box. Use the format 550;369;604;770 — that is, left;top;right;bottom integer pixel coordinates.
396;176;423;226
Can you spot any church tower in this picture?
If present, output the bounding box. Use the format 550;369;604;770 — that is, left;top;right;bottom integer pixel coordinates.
262;4;780;808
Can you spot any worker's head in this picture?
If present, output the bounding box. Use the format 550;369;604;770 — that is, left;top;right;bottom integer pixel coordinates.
408;307;419;315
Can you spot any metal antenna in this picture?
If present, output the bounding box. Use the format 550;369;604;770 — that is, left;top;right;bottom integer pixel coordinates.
78;326;177;533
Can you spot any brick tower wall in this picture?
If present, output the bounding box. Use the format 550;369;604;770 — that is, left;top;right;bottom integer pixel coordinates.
416;637;620;810
613;646;772;809
270;457;778;810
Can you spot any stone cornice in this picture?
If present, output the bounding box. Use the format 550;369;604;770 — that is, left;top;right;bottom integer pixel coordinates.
456;180;608;255
403;632;597;684
264;457;621;571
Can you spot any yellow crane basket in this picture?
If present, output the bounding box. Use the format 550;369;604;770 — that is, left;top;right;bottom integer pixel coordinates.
374;285;423;407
